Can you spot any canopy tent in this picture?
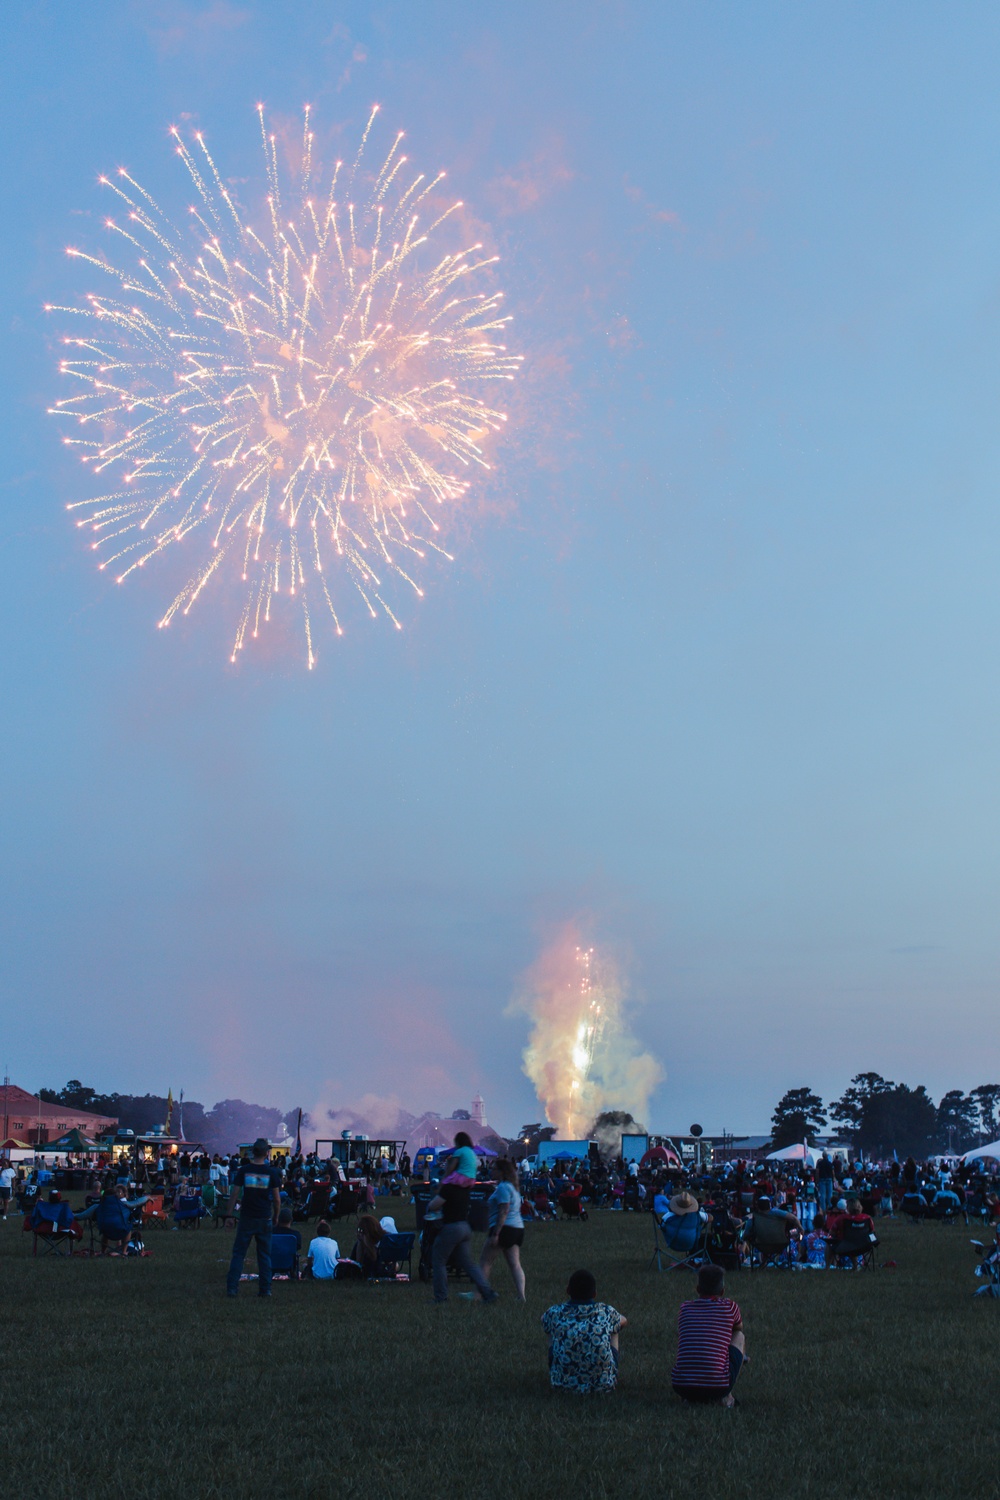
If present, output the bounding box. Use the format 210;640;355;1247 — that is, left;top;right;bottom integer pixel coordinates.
640;1145;681;1169
1;1138;32;1152
765;1143;821;1166
962;1141;1000;1163
472;1145;498;1157
37;1128;102;1155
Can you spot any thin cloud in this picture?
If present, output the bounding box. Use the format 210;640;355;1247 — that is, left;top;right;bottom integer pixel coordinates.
487;135;574;217
140;0;250;58
623;175;682;229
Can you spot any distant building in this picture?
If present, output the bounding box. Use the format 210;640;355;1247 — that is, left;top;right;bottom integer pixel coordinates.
0;1084;118;1144
470;1094;486;1126
407;1105;506;1154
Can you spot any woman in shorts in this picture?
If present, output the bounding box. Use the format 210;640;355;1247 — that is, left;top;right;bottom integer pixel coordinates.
480;1157;526;1300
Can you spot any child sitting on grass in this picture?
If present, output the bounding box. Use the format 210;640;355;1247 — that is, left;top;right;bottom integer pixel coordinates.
804;1211;829;1267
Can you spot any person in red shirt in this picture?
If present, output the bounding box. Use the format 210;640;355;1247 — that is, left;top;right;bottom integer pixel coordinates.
671;1264;747;1407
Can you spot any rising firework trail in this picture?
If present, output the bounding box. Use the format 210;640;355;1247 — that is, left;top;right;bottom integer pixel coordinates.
47;105;521;666
512;924;663;1140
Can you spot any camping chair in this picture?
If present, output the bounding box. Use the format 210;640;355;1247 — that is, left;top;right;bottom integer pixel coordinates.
900;1192;929;1225
212;1192;235;1229
174;1192;206;1228
971;1236;1000;1298
746;1213;797;1270
374;1231;415;1280
142;1195;168;1230
833;1223;879;1270
305;1185;332;1220
649;1213;708;1272
558;1191;589;1222
270;1232;301;1281
330;1187;361;1222
27;1201;82;1257
705;1204;744;1271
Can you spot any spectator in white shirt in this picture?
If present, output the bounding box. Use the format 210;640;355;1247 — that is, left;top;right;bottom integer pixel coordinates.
306;1221;340;1280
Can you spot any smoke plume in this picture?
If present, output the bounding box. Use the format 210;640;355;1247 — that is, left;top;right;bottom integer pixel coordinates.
511;923;663;1138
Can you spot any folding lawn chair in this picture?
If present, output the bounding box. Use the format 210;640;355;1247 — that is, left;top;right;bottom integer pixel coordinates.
174;1192;206;1228
212;1192;235;1229
649;1213;708;1272
374;1231;415;1279
141;1194;168;1230
746;1213;796;1270
27;1201;82;1257
270;1232;301;1281
833;1225;879;1270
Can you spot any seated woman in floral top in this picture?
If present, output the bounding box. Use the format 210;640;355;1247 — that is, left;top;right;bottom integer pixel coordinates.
541;1269;627;1393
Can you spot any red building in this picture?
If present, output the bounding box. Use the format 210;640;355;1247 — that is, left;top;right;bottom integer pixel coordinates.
0;1084;118;1144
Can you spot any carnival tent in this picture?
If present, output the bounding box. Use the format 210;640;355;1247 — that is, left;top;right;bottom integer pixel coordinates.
962;1140;1000;1163
765;1143;821;1166
37;1129;101;1154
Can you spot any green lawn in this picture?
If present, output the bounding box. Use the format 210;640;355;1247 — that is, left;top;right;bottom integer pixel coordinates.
2;1203;996;1498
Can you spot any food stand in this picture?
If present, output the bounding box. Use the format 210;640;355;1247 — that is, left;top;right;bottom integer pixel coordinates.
314;1135;407;1181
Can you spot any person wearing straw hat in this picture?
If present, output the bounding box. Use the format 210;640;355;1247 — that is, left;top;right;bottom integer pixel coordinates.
660;1190;712;1257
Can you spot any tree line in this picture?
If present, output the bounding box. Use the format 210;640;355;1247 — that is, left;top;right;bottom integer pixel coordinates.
37;1080;301;1156
770;1075;1000;1158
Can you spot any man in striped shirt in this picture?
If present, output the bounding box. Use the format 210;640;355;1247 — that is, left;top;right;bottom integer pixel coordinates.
671;1264;746;1407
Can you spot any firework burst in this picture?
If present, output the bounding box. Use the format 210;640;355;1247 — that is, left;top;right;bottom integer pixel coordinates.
47;105;521;666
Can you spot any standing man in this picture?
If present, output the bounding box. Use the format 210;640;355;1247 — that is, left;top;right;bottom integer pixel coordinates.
226;1139;281;1299
816;1152;834;1213
427;1177;498;1305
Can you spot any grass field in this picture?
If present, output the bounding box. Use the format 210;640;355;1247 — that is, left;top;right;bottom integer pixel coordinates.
2;1203;997;1499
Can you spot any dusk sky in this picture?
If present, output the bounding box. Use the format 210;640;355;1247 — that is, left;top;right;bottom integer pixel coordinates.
4;3;1000;1137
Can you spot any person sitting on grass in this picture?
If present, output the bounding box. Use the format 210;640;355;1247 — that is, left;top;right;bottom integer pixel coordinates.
671;1263;746;1407
351;1213;387;1277
541;1270;626;1394
96;1185;133;1256
305;1221;339;1280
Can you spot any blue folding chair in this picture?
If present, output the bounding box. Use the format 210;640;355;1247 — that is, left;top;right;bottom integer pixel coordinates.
174;1192;206;1228
649;1212;708;1272
374;1231;415;1279
270;1232;301;1280
28;1201;81;1257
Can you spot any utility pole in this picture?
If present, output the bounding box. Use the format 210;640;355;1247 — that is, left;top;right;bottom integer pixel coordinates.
3;1072;8;1144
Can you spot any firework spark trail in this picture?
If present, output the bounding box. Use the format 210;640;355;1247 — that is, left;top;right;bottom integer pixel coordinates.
511;924;663;1139
47;106;522;666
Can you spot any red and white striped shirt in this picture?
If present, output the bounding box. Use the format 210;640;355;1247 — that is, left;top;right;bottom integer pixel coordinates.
671;1296;741;1388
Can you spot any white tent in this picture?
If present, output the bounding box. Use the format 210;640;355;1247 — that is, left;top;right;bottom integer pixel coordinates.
765;1143;821;1166
962;1141;1000;1163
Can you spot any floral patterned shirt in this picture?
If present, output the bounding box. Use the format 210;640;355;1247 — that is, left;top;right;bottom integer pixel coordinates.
541;1300;623;1393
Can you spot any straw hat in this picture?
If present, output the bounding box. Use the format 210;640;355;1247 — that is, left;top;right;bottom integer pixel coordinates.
669;1191;699;1215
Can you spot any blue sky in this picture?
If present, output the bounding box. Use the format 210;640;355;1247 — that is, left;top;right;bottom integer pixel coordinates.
3;2;1000;1135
